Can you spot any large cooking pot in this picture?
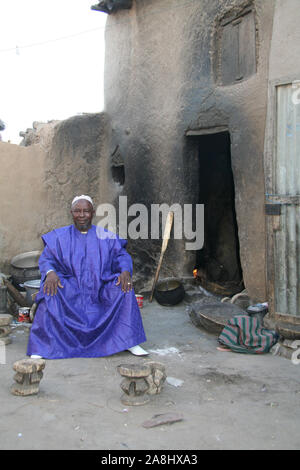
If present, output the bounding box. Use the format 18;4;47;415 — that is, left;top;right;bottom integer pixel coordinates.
10;251;41;289
154;278;185;306
23;279;41;306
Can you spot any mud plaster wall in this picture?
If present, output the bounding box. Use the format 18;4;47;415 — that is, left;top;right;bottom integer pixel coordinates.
0;113;114;272
268;0;300;82
0;142;47;270
42;112;115;230
103;0;276;299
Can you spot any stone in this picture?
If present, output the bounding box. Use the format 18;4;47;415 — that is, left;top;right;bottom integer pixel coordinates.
270;343;293;360
0;326;11;337
271;338;300;361
0;337;11;346
282;339;299;348
166;376;184;387
0;314;12;326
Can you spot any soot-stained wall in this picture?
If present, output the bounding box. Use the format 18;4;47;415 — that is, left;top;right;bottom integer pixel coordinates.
102;0;276;300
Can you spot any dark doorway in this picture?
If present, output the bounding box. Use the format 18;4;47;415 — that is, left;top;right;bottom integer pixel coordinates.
195;131;243;295
112;164;125;186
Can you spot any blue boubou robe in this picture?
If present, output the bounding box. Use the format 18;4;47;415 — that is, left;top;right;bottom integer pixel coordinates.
27;225;146;359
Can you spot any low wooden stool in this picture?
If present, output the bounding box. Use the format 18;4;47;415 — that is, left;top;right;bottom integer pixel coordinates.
11;358;46;396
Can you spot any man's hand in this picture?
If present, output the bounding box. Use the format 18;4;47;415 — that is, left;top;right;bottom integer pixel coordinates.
116;271;132;293
43;271;63;296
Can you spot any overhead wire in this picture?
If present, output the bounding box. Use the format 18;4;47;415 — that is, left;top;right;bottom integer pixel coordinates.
0;27;105;53
0;0;197;54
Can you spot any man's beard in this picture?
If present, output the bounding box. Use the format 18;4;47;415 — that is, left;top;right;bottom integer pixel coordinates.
75;221;91;231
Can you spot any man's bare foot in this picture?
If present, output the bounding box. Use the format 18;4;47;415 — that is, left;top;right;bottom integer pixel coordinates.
217;345;231;352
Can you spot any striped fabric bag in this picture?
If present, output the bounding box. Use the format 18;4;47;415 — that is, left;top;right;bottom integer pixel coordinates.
218;314;278;354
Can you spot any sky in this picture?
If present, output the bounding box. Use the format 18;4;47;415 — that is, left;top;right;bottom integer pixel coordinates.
0;0;107;144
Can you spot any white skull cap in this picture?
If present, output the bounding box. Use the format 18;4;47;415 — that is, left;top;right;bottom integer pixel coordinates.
71;195;94;207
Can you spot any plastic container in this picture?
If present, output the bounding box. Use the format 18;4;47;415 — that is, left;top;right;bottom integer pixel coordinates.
246;303;268;325
18;307;30;323
135;295;144;308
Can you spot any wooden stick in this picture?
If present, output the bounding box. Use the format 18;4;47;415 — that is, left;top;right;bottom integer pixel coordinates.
3;279;30;307
149;211;174;302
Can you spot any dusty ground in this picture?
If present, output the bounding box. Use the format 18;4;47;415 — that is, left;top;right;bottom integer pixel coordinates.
1;297;300;451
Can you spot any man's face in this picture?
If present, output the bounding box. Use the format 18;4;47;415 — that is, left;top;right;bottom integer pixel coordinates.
71;199;95;231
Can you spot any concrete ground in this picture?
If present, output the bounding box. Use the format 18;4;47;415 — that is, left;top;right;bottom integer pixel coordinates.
1;297;300;451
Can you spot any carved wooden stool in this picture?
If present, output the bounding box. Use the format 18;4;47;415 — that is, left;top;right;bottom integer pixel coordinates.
11;358;46;396
117;363;151;406
143;361;167;395
117;361;167;406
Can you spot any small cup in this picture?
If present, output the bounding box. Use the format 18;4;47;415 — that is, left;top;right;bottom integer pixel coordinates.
135;295;144;308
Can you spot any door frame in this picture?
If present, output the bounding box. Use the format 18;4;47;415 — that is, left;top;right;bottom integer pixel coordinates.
185;126;243;291
264;75;300;323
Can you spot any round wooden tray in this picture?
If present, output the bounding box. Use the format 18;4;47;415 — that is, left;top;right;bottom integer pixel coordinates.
188;302;247;335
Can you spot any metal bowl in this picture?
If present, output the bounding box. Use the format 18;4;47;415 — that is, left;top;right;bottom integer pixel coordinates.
10;251;41;288
11;251;41;269
23;279;41;306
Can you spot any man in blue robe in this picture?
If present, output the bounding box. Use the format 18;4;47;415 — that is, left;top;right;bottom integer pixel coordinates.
27;195;148;359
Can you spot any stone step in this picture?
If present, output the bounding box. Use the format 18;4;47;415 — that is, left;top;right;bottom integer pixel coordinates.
0;314;12;326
